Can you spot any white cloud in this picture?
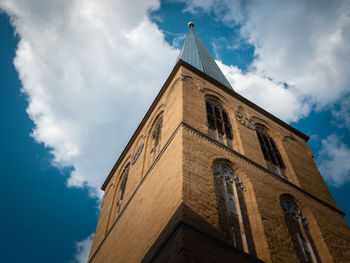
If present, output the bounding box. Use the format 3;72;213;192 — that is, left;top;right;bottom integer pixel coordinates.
0;0;178;197
181;0;350;124
171;33;186;49
242;0;350;108
2;0;349;261
181;0;350;188
74;233;94;263
3;0;349;197
317;134;350;186
217;61;309;122
332;94;350;130
181;0;244;26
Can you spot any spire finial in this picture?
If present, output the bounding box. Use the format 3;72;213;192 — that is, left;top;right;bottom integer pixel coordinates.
188;20;194;28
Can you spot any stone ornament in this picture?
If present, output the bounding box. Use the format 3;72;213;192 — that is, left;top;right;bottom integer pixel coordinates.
281;199;310;227
235;112;255;130
132;143;144;165
213;164;246;191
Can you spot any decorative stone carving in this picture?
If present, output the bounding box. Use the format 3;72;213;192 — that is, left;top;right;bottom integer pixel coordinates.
281;199;310;227
213;164;246;191
235;112;255;130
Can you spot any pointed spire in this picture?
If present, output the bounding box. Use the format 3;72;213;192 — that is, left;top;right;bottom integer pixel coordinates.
178;21;233;90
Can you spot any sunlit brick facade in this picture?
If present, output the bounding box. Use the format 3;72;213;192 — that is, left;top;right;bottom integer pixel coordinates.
88;23;350;263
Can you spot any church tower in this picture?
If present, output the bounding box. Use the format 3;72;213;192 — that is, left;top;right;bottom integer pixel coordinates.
88;22;350;263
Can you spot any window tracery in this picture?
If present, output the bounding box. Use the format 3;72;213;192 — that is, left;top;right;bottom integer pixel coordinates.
281;199;309;227
206;99;233;147
151;115;163;163
116;165;129;219
256;125;286;178
213;164;245;190
281;197;320;263
213;164;255;255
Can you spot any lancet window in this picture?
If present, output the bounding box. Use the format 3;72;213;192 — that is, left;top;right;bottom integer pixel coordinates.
255;125;286;178
150;115;163;163
213;164;255;255
281;197;321;263
206;99;233;147
115;164;129;219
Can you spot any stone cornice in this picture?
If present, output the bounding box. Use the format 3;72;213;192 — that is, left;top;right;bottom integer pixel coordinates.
181;122;344;217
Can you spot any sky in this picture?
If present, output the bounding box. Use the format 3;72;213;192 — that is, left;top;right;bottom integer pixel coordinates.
0;0;349;262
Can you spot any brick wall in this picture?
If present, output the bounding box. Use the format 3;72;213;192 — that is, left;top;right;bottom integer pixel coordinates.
88;63;350;263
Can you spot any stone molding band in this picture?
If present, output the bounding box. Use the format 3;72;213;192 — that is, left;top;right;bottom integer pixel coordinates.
181;122;344;216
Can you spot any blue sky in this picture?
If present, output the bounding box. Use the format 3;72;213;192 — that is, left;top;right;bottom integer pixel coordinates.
1;1;350;262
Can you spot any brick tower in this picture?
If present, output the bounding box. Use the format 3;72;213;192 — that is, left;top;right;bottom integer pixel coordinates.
88;22;350;263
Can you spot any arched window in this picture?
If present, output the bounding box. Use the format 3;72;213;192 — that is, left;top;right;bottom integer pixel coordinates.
213;164;255;255
116;164;130;219
206;99;233;147
255;125;286;178
151;115;163;163
281;197;321;263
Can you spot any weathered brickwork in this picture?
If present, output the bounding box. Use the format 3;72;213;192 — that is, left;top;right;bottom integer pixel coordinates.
88;67;185;260
282;137;337;207
88;62;350;263
180;66;338;207
181;123;350;262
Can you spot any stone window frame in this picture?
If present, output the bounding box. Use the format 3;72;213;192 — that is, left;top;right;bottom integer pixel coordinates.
115;164;130;220
280;196;321;263
205;98;233;148
255;124;287;178
212;163;256;255
150;114;163;163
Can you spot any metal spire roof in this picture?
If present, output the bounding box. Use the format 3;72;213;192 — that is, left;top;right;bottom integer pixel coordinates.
178;21;233;90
